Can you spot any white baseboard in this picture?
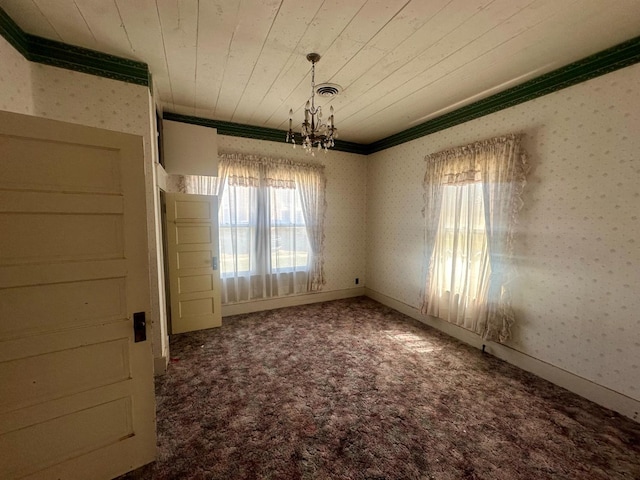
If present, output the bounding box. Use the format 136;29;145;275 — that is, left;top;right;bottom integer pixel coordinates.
222;287;365;317
365;287;639;422
154;355;168;376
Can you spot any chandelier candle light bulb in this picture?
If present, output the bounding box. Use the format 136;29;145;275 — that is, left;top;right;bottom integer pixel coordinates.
286;53;338;154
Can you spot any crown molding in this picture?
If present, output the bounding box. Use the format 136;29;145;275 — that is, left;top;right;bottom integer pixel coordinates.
163;112;369;155
27;34;149;86
0;7;149;87
2;7;639;153
0;6;28;57
367;35;640;153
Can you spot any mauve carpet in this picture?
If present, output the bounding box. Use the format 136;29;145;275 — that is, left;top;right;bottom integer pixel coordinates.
122;297;640;480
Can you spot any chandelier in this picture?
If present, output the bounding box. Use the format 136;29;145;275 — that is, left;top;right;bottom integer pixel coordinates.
286;53;337;154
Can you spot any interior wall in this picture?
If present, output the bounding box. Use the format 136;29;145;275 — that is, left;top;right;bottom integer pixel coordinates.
217;135;367;294
366;62;640;403
0;35;168;372
0;37;32;113
3;30;637;404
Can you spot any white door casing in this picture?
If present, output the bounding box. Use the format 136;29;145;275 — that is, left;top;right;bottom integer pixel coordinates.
165;193;221;334
0;111;156;479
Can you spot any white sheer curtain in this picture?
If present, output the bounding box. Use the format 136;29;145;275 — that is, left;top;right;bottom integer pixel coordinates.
294;166;327;291
183;158;231;196
421;134;528;342
185;153;326;303
426;180;491;330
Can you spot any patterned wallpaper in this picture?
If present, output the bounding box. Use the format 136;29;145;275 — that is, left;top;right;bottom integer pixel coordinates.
217;135;367;293
3;33;638;399
367;62;640;401
0;37;32;113
29;66;151;137
0;35;169;362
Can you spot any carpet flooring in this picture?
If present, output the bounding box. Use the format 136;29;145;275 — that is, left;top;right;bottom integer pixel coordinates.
122;297;640;479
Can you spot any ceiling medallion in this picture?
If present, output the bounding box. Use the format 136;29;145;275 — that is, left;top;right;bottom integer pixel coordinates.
286;53;338;154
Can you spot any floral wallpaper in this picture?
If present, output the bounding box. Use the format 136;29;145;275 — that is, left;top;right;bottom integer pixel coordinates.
0;35;169;365
216;135;368;294
0;37;32;113
367;62;640;401
3;32;638;401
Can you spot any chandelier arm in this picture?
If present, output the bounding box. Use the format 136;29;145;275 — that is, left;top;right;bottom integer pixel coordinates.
288;52;338;154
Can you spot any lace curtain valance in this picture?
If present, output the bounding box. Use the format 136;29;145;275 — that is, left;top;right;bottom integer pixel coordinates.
422;134;529;342
185;152;327;302
219;153;325;189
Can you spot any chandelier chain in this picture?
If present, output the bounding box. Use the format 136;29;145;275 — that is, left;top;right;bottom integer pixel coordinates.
286;53;337;155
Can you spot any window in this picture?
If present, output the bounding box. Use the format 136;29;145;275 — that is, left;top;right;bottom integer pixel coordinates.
422;135;528;342
218;184;310;277
427;181;490;325
270;187;310;272
218;184;254;275
187;153;327;304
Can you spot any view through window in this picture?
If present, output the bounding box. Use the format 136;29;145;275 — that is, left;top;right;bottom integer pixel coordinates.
431;182;490;306
218;185;310;277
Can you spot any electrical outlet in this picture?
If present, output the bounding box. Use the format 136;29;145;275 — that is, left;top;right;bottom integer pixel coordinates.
633;411;638;421
355;278;359;285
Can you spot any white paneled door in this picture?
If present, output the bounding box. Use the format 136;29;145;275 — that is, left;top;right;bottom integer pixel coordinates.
165;193;221;334
0;111;156;479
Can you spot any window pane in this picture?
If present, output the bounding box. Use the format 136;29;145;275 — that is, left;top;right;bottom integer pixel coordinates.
218;184;311;276
270;188;310;271
219;185;255;275
220;185;251;226
434;183;489;300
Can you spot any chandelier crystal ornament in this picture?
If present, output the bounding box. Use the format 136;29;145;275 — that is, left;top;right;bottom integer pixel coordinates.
286;53;337;154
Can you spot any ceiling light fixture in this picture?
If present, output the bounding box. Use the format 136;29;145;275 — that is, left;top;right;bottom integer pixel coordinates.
286;53;337;154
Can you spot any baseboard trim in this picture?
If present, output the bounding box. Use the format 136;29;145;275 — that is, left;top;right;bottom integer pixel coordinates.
154;355;168;376
222;287;365;317
364;287;639;422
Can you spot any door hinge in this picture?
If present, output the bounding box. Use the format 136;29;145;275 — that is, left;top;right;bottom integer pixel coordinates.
134;312;147;343
212;257;218;270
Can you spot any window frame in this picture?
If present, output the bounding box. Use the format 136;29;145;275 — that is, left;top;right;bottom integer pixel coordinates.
218;183;311;277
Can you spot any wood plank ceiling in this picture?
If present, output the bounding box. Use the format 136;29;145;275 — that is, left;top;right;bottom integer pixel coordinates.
1;0;640;144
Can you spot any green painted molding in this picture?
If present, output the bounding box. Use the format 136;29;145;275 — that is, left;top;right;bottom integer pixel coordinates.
163;112;369;155
367;35;640;153
27;35;149;86
178;34;638;155
3;6;639;153
0;6;149;87
0;6;28;57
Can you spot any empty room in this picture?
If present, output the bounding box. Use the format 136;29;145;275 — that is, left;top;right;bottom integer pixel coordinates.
0;1;638;479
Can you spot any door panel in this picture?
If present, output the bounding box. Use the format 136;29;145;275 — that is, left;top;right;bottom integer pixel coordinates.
2;397;133;476
166;193;221;334
0;111;155;480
